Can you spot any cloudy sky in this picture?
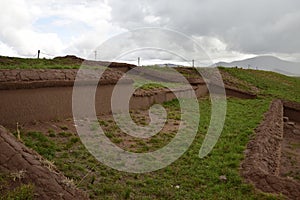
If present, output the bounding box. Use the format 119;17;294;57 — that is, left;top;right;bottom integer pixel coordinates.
0;0;300;64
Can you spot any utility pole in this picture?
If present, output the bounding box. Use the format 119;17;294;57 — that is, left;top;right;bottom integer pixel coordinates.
138;57;141;66
38;50;40;59
94;51;97;61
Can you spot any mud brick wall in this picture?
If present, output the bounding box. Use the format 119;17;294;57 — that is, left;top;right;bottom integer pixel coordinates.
0;69;209;127
243;99;284;176
130;85;207;110
241;99;300;199
0;68;257;127
0;69;133;127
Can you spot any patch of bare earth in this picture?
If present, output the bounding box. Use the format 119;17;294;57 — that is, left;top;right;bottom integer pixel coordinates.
16;107;181;154
280;118;300;181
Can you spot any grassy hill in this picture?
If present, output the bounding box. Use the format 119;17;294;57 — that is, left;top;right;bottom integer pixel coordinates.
219;67;300;102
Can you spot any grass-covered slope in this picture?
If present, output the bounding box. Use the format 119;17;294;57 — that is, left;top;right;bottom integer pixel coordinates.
219;67;300;102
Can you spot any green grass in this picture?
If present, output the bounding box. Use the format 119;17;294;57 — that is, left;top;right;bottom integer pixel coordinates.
19;98;280;199
143;65;179;73
219;67;300;102
0;173;35;200
18;131;58;160
133;77;185;90
1;184;34;200
0;56;81;69
0;55;108;70
6;65;300;199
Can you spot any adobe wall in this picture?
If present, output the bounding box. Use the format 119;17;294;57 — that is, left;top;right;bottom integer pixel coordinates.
0;70;209;127
130;85;208;110
0;69;132;127
208;83;257;99
241;99;300;199
0;68;257;127
0;84;135;127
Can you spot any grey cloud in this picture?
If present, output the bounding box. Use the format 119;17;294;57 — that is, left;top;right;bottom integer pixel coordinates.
92;28;211;64
107;0;300;55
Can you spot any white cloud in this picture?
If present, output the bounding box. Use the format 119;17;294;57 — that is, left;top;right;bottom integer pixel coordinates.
0;0;64;57
107;0;300;60
0;0;299;63
0;0;124;58
0;41;18;57
192;36;256;63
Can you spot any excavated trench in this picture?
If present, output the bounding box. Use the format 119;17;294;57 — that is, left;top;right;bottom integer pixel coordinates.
0;68;259;199
241;100;300;200
280;101;300;185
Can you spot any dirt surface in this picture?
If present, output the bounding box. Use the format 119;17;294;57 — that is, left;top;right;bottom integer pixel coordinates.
283;100;300;123
224;87;257;99
241;100;300;199
0;126;88;199
11;108;181;154
280;119;300;181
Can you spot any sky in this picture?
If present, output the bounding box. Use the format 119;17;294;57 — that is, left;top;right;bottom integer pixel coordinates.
0;0;300;65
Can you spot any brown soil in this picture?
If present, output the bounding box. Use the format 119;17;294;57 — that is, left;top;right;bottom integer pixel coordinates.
280;120;300;181
0;126;88;199
12;108;181;154
98;110;181;152
283;100;300;123
241;100;300;200
224;87;257;99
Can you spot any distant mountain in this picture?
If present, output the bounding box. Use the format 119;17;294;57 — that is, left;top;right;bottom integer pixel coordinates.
214;56;300;76
156;63;182;67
